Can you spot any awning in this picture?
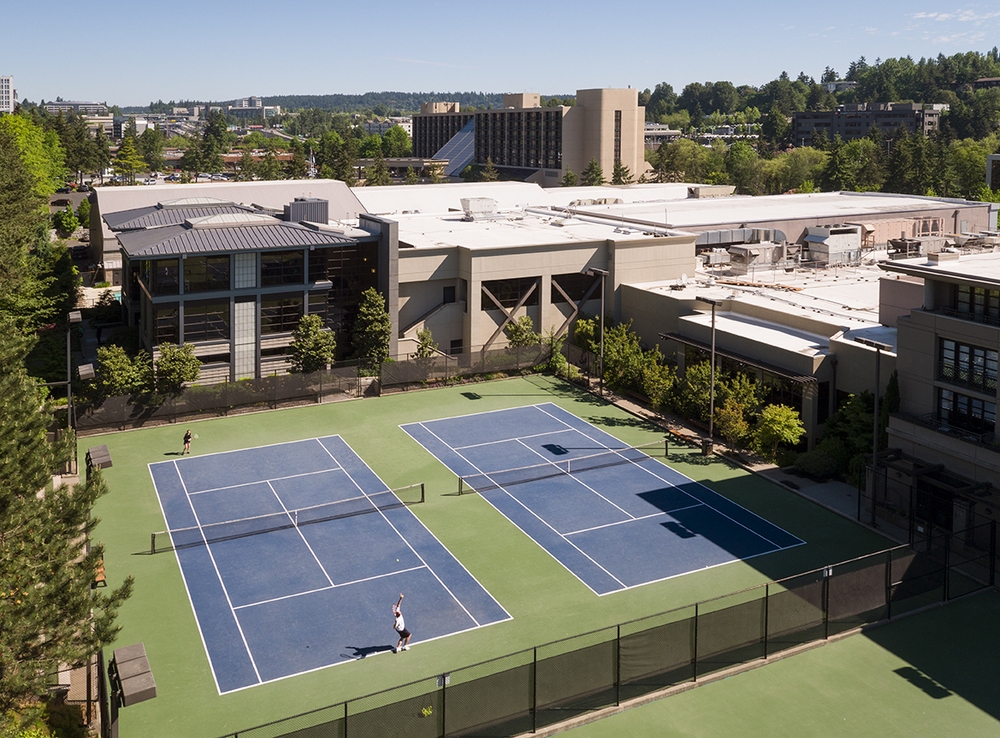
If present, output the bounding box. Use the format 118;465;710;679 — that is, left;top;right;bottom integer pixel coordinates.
659;332;818;384
803;234;829;243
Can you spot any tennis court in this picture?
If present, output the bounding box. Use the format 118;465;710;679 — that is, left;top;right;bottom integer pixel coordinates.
148;435;509;694
403;403;804;595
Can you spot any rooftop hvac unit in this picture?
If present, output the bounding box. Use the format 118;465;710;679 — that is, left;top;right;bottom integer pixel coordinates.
460;197;498;220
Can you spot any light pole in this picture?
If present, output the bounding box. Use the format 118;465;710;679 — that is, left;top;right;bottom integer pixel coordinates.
67;309;82;429
585;268;608;395
697;296;724;453
855;336;893;524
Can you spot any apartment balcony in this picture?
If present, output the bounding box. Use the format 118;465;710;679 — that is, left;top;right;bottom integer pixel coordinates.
932;306;1000;328
888;413;1000;488
937;362;999;394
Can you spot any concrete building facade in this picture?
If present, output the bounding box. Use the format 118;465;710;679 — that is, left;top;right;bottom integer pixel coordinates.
0;75;15;114
792;103;946;147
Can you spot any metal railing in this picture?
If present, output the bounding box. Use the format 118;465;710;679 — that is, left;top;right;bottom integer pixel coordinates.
936;362;998;394
932;306;1000;328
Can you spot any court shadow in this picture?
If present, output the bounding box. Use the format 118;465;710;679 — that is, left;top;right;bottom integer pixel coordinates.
894;667;952;699
542;444;568;456
662;521;697;539
342;644;394;660
461;392;481;400
163;451;183;456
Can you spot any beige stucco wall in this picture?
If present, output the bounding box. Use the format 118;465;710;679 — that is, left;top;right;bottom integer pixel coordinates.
562;88;645;181
879;275;924;327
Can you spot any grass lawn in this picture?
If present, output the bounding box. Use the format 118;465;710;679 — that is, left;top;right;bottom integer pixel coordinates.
89;375;894;737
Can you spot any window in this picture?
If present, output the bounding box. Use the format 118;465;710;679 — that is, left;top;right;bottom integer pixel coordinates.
481;277;539;310
261;293;303;334
551;272;597;304
938;388;996;433
147;259;179;296
154;303;179;345
184;255;230;293
183;300;230;342
261;250;304;286
614;110;622;165
939;339;998;392
450;339;463;355
955;284;1000;321
443;285;456;304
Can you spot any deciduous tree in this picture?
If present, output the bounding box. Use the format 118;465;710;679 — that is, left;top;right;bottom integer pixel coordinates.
289;314;336;373
753;404;806;460
155;343;201;393
504;315;540;347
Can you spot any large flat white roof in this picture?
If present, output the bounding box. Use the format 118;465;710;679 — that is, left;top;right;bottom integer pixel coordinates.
680;311;831;358
881;251;1000;286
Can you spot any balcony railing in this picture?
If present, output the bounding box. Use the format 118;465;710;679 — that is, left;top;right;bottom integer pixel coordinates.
933;306;1000;328
937;362;999;394
914;412;996;446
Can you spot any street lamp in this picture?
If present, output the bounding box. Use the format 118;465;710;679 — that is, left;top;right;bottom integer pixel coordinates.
585;268;608;395
67;309;82;426
697;296;724;453
854;336;893;524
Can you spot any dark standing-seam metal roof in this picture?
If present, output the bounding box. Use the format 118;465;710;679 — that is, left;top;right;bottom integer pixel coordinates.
104;204;253;231
118;222;355;257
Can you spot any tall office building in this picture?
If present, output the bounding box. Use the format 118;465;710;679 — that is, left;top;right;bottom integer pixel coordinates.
412;88;647;183
0;75;15;114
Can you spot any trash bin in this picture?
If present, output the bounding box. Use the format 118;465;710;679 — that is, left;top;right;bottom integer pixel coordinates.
701;439;713;456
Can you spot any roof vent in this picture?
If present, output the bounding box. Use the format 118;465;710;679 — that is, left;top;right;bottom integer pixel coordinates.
284;198;329;224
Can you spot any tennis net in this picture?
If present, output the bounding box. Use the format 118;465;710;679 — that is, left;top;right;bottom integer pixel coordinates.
458;441;668;495
151;483;424;553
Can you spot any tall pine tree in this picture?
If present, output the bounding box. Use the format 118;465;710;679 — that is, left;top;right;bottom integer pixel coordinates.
0;318;133;712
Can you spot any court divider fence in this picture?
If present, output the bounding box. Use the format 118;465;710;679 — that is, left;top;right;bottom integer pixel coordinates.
215;532;997;738
75;342;588;435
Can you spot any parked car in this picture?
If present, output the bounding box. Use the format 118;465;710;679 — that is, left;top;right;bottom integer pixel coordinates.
78;184;90;192
70;244;89;260
56;187;71;194
165;173;180;182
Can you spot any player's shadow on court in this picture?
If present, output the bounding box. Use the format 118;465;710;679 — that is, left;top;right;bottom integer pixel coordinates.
343;644;395;660
163;452;183;456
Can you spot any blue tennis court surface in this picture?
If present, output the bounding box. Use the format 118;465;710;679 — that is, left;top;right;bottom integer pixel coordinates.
402;403;804;596
148;436;509;694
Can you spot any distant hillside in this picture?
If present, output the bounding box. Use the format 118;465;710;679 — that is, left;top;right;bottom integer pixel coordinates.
123;91;530;115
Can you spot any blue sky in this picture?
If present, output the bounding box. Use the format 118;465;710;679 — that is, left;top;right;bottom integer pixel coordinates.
4;0;1000;106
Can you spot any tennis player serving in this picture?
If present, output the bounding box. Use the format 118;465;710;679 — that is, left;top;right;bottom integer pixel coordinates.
392;593;412;653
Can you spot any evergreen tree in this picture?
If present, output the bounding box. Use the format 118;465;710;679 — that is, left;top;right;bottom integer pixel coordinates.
235;148;257;181
334;137;357;186
113;136;145;185
0;318;133;712
92;126;111;183
256;144;284;181
289;314;336;373
364;149;391;186
138;127;166;172
581;158;605;186
284;139;308;179
403;166;419;185
611;160;634;185
561;169;578;187
480;157;499;182
352;287;392;364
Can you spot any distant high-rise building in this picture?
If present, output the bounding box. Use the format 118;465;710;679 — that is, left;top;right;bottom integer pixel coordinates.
412;88;648;184
0;75;15;114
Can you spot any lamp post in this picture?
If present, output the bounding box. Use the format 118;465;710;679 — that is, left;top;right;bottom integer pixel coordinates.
855;336;893;524
67;309;82;437
697;296;724;453
585;268;608;395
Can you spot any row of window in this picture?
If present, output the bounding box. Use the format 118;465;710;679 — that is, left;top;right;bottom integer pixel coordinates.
152;294;307;345
140;248;369;296
951;284;1000;321
480;274;601;311
938;388;996;434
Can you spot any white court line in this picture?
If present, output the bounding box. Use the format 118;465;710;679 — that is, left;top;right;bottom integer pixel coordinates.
536;404;798;550
265;481;335;588
513;436;637;521
415;423;626;593
454;428;581;451
188;466;345;496
233;566;426;610
314;438;488;628
564;511;671;536
175;460;263;685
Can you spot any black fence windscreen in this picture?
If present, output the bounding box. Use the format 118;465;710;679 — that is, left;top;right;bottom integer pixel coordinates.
217;535;995;738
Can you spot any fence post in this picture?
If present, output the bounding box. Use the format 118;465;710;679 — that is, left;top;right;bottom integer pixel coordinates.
344;701;348;738
692;603;699;682
532;647;537;733
615;625;621;706
991;520;997;588
823;569;831;640
943;532;951;602
908;482;916;546
885;550;893;620
857;471;863;522
442;672;447;738
763;584;769;659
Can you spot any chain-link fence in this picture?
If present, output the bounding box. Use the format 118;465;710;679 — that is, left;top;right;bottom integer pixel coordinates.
379;344;553;394
76;361;370;434
214;538;995;738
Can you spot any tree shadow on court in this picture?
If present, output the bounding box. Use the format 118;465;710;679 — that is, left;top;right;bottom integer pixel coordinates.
342;644;395;660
